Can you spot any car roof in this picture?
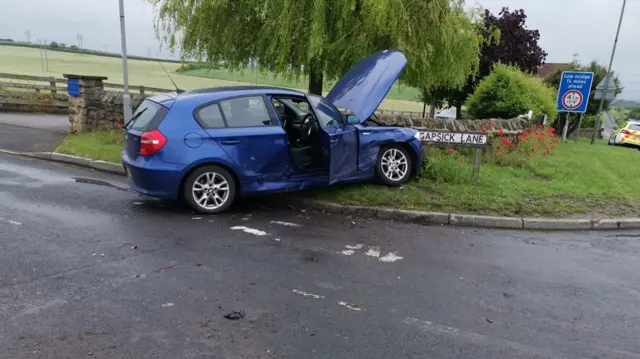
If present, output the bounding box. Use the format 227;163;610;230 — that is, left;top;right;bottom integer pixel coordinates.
168;86;306;107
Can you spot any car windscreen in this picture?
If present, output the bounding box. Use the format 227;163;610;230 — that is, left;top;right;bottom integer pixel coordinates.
629;124;640;131
308;95;343;128
125;100;168;132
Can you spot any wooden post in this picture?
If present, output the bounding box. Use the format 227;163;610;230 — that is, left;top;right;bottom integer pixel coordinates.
472;148;482;183
139;86;145;96
49;77;56;99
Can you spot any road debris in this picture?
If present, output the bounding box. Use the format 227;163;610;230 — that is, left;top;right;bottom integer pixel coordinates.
292;289;325;299
338;301;362;311
230;226;267;236
224;311;246;320
379;252;403;263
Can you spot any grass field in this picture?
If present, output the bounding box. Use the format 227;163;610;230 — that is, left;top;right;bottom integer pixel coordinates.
0;45;425;112
55;129;640;218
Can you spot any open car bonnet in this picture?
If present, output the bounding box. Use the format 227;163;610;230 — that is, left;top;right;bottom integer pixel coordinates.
326;50;407;123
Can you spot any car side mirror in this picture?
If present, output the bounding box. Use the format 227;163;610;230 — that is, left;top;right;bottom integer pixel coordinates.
346;114;360;125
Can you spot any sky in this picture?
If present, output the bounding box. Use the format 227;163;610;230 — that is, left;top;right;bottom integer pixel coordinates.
0;0;638;99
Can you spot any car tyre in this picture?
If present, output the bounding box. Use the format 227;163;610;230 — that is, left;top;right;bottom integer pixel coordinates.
183;165;236;214
376;145;412;186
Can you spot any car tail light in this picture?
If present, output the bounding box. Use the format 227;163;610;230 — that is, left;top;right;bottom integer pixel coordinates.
139;129;167;156
621;129;632;135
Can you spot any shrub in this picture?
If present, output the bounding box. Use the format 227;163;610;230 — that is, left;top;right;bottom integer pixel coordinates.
465;63;557;120
629;108;640;120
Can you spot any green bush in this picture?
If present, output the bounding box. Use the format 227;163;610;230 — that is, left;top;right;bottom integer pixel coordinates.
629;108;640;120
465;63;558;120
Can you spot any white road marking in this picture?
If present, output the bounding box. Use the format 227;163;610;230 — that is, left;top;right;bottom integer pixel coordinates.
0;217;22;226
379;252;403;263
231;226;267;236
345;244;364;250
192;217;202;220
365;246;381;258
161;302;174;307
133;201;143;205
273;238;281;242
338;301;362;311
270;220;302;227
341;250;355;256
292;290;325;299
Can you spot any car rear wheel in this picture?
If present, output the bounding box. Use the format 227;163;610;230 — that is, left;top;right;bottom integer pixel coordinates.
376;145;412;186
183;165;236;214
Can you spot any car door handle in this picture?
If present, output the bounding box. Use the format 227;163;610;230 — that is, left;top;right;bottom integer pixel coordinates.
362;131;371;136
330;139;339;144
221;138;240;145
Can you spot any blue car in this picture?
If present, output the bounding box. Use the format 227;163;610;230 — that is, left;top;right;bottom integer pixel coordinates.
122;50;423;213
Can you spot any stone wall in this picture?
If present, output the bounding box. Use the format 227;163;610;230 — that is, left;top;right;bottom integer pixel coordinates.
66;74;146;133
376;113;532;134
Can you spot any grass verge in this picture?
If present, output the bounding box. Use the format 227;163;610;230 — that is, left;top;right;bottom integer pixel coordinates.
56;130;123;164
54;129;640;218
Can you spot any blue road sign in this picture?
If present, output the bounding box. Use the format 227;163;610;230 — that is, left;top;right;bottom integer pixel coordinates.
556;71;594;113
67;79;80;97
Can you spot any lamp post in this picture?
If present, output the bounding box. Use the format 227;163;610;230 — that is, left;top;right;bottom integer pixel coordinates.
591;0;626;145
118;0;132;123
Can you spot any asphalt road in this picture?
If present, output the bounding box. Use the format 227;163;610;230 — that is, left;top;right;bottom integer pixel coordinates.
601;111;618;139
0;113;69;152
2;153;640;359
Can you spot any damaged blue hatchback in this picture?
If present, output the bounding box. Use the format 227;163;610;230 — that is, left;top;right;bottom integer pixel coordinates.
121;50;423;213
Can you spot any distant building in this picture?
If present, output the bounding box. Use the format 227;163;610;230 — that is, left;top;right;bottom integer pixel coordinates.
536;63;572;79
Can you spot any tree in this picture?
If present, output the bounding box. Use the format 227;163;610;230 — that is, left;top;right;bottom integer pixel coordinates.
465;63;557;119
426;7;547;119
628;108;640;120
150;0;482;95
544;61;623;135
49;41;59;49
59;43;66;48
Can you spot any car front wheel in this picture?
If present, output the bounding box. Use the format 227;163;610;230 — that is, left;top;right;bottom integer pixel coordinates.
183;165;236;214
376;145;412;186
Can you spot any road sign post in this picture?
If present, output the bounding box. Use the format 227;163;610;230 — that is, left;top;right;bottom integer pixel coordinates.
556;71;595;142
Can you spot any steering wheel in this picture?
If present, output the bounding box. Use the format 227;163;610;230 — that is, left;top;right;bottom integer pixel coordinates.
299;114;314;140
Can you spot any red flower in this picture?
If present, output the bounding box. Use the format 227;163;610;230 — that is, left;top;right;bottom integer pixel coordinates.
437;156;442;160
517;135;522;140
520;148;525;152
555;138;560;142
496;146;501;151
531;148;536;153
482;128;487;133
492;122;496;127
537;125;543;129
114;122;121;128
552;144;556;148
497;129;504;136
449;148;455;154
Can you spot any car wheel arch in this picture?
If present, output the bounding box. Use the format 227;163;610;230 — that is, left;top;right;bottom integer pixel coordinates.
178;161;241;200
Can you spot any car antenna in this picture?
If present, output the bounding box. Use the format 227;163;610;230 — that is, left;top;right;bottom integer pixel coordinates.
157;59;184;94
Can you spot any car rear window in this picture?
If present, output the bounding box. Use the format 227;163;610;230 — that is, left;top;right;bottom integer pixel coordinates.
196;103;226;129
126;100;168;132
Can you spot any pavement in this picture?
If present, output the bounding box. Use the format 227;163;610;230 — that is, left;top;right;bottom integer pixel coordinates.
2;153;640;358
0;112;68;152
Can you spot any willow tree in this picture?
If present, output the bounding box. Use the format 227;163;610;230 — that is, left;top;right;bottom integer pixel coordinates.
150;0;481;95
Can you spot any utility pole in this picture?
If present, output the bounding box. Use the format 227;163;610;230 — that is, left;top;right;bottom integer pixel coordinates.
591;0;626;145
77;33;83;52
25;30;31;43
43;40;49;72
37;38;44;71
119;0;133;123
